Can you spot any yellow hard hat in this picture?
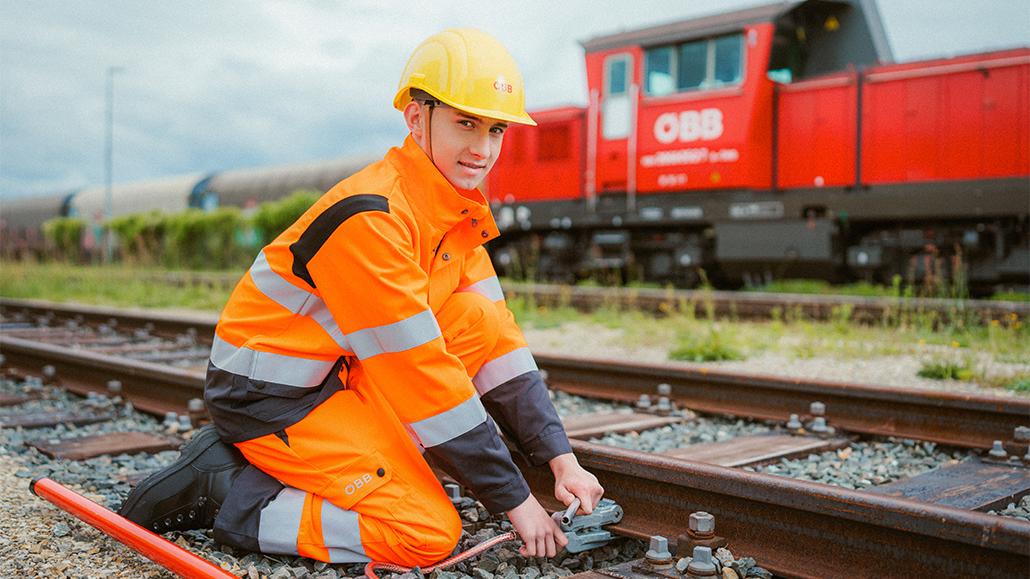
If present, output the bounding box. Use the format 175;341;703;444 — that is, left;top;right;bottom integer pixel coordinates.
394;28;536;126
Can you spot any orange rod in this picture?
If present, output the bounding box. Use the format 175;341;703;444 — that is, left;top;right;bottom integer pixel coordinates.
30;477;235;579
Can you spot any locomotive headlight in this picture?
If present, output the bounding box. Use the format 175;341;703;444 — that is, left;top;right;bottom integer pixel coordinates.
679;253;693;266
857;251;869;265
498;207;515;229
515;206;531;222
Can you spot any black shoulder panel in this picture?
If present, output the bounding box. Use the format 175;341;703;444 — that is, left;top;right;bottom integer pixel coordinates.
289;194;389;288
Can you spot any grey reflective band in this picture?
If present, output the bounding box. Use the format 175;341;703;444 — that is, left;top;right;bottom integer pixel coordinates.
257;487;305;555
409;395;488;448
347;308;442;360
322;502;370;563
473;347;539;395
249;251;350;350
250;251;310;312
458;276;505;302
210;334;335;388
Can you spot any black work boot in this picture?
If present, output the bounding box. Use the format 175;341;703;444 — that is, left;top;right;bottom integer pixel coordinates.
119;424;246;533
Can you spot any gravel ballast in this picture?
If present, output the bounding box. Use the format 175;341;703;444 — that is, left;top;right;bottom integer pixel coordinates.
0;378;652;578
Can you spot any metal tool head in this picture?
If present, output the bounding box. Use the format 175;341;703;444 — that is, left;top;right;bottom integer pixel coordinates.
557;498;624;553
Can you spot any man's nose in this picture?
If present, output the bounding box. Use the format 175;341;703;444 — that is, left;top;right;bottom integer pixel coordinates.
468;131;491;158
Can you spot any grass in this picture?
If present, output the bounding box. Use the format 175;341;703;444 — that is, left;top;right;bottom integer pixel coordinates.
0;262;233;312
4;262;1028;392
748;278;897;297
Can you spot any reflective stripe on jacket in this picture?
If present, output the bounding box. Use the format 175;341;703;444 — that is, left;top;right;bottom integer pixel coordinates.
204;135;569;513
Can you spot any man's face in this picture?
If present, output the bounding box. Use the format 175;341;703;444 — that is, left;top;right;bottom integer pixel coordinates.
408;102;508;190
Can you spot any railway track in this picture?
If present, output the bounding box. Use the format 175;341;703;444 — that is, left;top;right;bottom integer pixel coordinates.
23;270;1028;324
1;300;1029;578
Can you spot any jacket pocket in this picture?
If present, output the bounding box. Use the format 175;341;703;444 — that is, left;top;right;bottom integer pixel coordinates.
319;449;393;510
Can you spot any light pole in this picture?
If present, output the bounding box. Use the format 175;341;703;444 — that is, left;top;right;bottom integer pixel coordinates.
104;66;124;263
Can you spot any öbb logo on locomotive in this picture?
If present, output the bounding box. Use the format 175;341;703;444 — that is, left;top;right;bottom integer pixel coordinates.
653;108;724;144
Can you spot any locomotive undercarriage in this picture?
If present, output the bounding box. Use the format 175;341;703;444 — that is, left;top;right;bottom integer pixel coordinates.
489;181;1029;296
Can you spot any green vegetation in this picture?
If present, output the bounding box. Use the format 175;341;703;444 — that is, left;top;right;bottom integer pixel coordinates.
0;262;233;311
992;291;1030;302
41;217;86;262
2;263;1026;394
40;190;320;269
669;326;742;362
251;191;320;246
748;278;896;297
917;357;975;381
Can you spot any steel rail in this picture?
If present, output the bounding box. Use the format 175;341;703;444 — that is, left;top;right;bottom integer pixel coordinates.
1;336;1026;578
0;298;218;340
524;441;1030;579
500;282;1028;323
2;299;1026;449
537;354;1029;451
0;335;202;416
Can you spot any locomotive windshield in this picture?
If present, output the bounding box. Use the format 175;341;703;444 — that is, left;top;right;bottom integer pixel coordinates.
644;33;744;96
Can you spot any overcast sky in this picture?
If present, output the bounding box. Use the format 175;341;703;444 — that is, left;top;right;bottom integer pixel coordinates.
2;0;1028;201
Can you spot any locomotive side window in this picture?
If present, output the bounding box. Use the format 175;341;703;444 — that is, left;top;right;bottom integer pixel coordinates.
677;41;707;90
645;33;744;95
713;35;743;84
602;53;632;140
646;47;675;96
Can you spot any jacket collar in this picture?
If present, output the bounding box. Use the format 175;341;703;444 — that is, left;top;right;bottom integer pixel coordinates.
386;135;493;234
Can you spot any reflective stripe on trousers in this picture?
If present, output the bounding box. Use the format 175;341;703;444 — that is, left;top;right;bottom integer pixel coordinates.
258;487;368;562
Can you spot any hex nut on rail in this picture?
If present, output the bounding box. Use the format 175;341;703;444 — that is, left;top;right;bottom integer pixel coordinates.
686;546;719;577
644;535;673;569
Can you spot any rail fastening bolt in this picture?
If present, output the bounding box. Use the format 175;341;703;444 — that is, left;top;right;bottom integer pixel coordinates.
989;440;1008;458
42;365;56;379
107;380;123;395
810;416;829;434
809;401;826;416
686;546;719;577
786;413;803;429
1014;426;1030;442
645;535;672;566
444;483;462;503
188;398;205;413
656;396;673;414
178;415;193;431
657;383;672;396
636;394;652;410
688;511;715;535
163;412;178;427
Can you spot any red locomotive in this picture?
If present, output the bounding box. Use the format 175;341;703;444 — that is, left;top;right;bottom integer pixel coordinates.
486;0;1029;290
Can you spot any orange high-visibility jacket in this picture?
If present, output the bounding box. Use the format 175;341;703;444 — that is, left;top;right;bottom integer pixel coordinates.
204;136;571;513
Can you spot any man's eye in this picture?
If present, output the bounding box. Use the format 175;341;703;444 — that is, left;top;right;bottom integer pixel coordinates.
459;120;474;128
491;127;506;135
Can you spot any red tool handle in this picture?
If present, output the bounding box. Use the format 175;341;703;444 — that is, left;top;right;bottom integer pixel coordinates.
30;477;235;579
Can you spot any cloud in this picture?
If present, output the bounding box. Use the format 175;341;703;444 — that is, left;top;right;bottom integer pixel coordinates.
2;0;1028;200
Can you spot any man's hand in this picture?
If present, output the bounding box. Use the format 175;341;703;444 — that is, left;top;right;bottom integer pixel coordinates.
550;453;604;514
506;494;568;557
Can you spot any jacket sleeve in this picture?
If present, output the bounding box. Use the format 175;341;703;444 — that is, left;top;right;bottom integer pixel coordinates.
303;204;529;514
457;246;573;466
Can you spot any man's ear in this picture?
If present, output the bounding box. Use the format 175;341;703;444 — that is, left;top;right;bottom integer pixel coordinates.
403;101;424;139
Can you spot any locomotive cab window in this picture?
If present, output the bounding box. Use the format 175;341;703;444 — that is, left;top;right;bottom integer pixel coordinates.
645;33;744;95
602;53;632;140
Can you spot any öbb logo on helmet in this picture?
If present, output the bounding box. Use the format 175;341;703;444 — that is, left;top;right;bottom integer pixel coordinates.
493;77;514;94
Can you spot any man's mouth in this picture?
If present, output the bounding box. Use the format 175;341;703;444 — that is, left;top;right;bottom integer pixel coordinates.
459;161;486;170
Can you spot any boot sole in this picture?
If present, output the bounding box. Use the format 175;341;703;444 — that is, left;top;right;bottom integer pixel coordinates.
117;426;224;522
